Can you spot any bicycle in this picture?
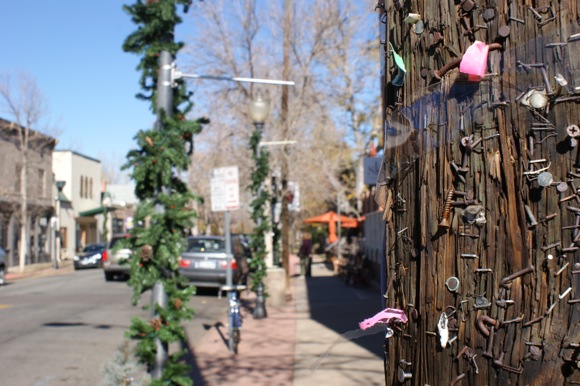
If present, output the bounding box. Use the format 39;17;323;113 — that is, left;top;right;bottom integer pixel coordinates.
220;284;246;354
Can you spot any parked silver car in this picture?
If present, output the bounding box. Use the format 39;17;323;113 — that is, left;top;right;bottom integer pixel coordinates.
103;234;132;281
179;235;250;288
0;247;6;286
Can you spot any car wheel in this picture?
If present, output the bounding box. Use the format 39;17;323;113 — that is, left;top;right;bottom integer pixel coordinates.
0;266;5;286
104;271;115;281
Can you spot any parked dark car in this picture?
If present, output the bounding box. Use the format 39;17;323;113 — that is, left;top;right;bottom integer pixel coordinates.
103;234;132;281
73;243;107;270
179;235;250;288
0;247;6;286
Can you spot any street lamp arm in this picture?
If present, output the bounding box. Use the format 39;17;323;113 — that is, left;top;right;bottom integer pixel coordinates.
259;140;297;147
173;70;295;86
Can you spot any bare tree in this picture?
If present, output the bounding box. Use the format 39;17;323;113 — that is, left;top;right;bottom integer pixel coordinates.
183;0;373;230
0;71;59;272
100;151;130;185
314;1;379;213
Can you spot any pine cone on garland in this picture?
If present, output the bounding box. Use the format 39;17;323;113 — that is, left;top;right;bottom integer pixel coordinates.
140;245;153;263
149;318;162;331
172;298;183;310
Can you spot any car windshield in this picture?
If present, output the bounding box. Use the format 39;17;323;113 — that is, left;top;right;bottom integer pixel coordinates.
186;238;226;253
109;235;129;249
83;244;104;252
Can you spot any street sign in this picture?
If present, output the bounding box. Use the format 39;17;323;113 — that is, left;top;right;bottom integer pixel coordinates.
364;157;382;185
211;166;240;212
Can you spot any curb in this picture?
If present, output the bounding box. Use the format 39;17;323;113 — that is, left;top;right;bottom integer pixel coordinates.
5;261;75;281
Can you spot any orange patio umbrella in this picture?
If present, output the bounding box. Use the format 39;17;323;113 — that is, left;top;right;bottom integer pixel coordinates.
303;211;364;243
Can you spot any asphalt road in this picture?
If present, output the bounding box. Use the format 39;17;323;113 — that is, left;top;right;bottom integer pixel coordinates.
0;269;227;386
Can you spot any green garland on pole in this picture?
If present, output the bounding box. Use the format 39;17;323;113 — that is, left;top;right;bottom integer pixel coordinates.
121;1;206;385
248;128;270;291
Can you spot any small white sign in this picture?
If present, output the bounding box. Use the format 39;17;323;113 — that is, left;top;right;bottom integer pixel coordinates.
211;166;240;212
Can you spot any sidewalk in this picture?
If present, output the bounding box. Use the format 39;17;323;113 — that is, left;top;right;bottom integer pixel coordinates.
188;255;386;386
6;259;74;281
5;256;387;385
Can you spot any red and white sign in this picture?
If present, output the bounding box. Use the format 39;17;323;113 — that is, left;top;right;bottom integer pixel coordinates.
210;166;240;212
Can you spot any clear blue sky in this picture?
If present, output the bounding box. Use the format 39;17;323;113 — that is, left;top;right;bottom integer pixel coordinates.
0;1;192;163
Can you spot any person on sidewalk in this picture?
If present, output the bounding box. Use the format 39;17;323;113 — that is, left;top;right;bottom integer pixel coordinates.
298;232;313;277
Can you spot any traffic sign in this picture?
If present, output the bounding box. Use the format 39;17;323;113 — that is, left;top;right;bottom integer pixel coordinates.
210;166;240;212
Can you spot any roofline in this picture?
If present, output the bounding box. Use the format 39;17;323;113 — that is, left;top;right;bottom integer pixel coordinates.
53;149;101;163
0;117;57;146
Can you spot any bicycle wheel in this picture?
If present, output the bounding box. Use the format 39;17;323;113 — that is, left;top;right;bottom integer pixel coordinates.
232;327;240;354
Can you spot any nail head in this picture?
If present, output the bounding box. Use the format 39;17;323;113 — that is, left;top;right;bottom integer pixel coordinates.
446;276;460;292
413;20;425;34
483;8;495;21
557;182;569;192
498;25;510;38
461;0;476;12
538;171;553;187
567;125;580;138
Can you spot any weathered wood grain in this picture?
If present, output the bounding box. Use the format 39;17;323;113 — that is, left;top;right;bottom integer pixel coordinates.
379;0;580;384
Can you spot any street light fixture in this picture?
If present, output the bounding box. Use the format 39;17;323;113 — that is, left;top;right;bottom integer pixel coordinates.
249;94;270;129
249;94;270;320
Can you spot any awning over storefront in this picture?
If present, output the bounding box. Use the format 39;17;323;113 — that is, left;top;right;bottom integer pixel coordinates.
78;206;116;217
57;191;71;203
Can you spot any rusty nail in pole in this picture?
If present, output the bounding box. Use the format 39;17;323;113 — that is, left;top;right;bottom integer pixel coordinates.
539;213;558;223
500;265;535;286
475;268;492;273
461;253;479;259
568;299;580;304
539;16;555;27
525;205;538;227
526;341;544;347
496;299;515;307
528;6;542;21
541;242;561;252
559;287;573;300
560;194;578;203
482;326;495;358
523;316;543;327
555;263;570;277
477;315;501;337
397;368;412;383
546;301;558;315
451;373;466;386
539;66;554;94
502;315;524;325
509;16;525;24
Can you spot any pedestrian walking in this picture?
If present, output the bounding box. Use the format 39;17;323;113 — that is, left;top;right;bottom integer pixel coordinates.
298;232;313;277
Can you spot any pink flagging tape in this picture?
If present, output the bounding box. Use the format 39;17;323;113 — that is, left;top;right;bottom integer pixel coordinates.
358;308;408;330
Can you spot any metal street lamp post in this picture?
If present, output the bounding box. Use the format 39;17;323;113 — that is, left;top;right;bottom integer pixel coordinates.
54;181;65;270
249;94;269;320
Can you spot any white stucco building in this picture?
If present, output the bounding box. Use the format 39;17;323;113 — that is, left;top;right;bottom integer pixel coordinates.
52;150;105;260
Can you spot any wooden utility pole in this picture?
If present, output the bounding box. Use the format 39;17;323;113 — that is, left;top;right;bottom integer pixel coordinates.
280;0;291;292
377;0;579;384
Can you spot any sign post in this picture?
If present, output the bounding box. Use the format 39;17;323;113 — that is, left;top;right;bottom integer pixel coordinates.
211;166;240;353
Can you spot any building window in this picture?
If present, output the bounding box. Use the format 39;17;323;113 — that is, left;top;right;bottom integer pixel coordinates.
60;227;67;248
38;169;45;198
80;176;84;198
85;176;89;199
90;178;93;199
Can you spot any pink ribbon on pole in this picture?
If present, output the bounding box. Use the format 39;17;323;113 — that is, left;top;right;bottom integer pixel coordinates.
359;308;408;330
459;41;490;81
